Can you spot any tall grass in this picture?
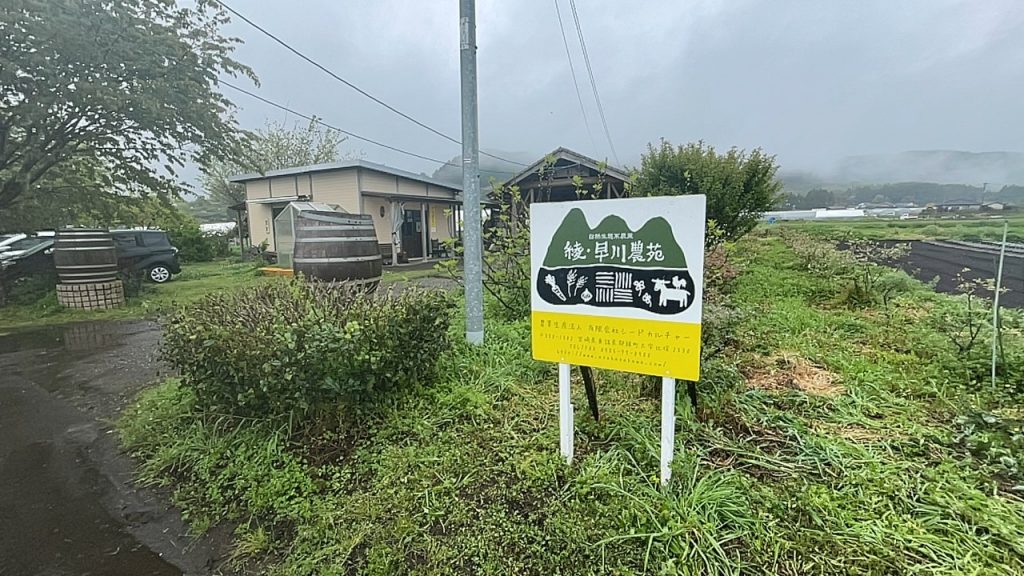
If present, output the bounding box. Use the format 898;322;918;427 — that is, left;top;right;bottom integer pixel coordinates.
120;236;1024;575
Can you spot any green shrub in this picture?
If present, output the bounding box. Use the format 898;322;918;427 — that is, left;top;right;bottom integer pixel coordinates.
162;281;454;420
167;222;230;262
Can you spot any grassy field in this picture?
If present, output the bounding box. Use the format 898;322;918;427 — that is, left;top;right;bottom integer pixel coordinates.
0;260;443;333
777;214;1024;242
119;237;1024;575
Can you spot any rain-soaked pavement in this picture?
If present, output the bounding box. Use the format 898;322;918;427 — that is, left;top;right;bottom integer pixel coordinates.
0;321;224;576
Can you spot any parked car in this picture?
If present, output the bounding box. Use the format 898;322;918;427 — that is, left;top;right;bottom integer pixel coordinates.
0;233;27;255
0;233;54;263
112;229;181;283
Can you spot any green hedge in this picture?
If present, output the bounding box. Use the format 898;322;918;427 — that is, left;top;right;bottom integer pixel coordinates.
167;223;230;262
162;281;454;420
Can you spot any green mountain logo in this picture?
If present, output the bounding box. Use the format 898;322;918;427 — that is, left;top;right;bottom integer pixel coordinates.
543;208;687;268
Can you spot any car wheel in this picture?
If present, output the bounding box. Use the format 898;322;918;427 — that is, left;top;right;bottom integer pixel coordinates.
148;265;172;283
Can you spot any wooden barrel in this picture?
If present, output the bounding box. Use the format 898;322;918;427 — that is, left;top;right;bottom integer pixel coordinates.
53;228;118;284
293;211;382;286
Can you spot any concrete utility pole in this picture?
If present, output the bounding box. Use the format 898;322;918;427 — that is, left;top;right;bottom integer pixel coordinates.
460;0;484;345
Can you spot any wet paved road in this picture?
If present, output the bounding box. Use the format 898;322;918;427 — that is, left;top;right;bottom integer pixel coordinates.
0;321;221;576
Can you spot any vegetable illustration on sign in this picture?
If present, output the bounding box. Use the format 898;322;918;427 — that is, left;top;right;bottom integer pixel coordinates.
536;208;694;315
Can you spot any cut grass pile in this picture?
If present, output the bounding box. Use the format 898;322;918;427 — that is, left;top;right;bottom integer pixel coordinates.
119;237;1024;575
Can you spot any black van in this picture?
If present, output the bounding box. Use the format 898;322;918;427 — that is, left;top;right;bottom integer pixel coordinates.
112;230;181;283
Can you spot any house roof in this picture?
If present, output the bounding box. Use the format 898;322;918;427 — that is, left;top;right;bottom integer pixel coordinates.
501;147;629;188
228;159;462;192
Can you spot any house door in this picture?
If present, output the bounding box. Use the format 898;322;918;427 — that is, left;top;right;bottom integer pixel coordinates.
401;209;423;258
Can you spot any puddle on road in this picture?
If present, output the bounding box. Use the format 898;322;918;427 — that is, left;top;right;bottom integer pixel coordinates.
0;321;183;576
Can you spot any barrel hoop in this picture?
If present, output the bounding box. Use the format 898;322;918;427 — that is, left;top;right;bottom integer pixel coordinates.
56;264;118;269
293;255;382;264
298;213;372;225
55;246;116;251
56;238;114;243
296;225;376;232
295;236;378;243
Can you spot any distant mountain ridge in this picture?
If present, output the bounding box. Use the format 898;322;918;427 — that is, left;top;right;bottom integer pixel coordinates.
430;150;536;187
833;150;1024;186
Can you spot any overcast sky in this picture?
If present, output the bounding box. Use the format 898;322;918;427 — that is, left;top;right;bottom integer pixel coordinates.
218;0;1024;176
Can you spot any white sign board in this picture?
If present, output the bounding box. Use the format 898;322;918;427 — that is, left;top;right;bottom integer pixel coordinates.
530;196;707;380
529;195;707;484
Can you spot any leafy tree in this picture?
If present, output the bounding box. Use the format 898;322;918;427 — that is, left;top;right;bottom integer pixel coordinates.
201;118;355;208
803;187;835;209
0;157;196;231
181;196;232;224
633;140;782;244
0;0;251;211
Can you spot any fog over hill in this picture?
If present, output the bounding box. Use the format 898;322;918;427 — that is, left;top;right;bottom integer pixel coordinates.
833;151;1024;186
780;150;1024;193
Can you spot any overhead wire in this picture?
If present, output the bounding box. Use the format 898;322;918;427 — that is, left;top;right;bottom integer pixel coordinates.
220;79;517;176
567;0;620;166
212;0;526;168
553;0;598;155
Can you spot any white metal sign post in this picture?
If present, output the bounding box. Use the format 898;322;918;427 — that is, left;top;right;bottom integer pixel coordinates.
530;196;707;485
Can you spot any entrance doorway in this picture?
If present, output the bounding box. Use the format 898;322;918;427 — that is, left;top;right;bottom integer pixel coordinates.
401;208;423;258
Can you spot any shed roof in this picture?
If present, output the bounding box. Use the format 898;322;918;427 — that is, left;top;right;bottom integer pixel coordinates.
228;159;462;192
501;147;629;188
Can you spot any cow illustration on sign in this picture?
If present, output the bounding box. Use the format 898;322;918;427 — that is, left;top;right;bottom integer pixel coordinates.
652;276;691;307
536;208;695;315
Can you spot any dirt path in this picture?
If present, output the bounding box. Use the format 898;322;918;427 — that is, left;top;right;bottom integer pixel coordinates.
0;321;230;576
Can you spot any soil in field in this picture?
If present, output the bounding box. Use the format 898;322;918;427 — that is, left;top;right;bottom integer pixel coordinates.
0;321;229;576
885;241;1024;308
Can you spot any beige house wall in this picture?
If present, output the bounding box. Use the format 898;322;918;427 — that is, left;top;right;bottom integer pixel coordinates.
361;170;399;194
248;203;273;250
268;176;298;197
363;196;393;245
311;170;359;212
426;184;456;199
246;180;270;200
397;179;427;197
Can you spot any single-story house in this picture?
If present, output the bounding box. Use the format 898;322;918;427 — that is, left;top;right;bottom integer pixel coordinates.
229;160;463;263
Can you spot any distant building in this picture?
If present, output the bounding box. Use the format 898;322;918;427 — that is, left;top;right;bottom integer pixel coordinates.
936;200;983;212
814;208;865;219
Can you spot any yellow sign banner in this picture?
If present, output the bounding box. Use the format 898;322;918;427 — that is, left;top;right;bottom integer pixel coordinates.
531;310;702;381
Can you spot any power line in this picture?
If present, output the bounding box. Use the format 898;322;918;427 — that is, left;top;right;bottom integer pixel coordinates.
212;0;526;168
553;0;598;154
220;79;516;176
568;0;619;166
